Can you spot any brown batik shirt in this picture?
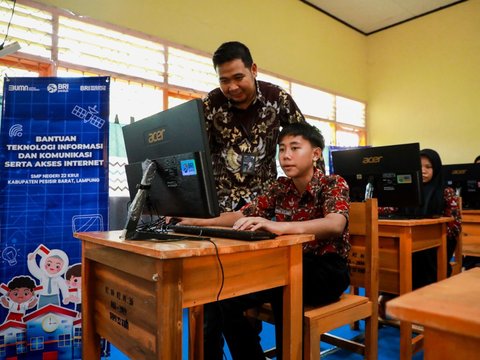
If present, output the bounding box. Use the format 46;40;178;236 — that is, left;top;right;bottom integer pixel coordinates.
203;80;305;211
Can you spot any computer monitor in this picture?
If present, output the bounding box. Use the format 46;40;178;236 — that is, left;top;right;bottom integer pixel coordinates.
121;99;220;223
331;143;423;208
443;163;480;209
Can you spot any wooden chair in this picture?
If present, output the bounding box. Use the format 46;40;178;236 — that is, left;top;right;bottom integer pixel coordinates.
450;196;463;275
254;199;379;359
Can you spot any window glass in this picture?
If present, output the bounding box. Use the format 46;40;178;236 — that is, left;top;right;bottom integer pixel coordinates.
336;130;360;147
257;72;290;91
0;2;52;58
168;47;217;92
58;17;165;82
291;83;335;120
336;96;365;127
306;118;334;146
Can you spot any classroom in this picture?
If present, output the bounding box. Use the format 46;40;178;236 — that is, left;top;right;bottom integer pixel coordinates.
0;1;479;359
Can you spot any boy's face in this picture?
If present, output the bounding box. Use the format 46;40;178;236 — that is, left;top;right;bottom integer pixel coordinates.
278;135;321;179
67;275;81;289
9;287;34;304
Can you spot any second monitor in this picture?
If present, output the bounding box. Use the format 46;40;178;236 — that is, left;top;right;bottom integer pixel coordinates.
443;163;480;209
331;142;423;208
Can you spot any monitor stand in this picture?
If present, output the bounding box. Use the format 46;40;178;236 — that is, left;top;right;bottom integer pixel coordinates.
120;159;158;240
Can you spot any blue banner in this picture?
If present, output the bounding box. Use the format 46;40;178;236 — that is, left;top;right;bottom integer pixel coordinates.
0;77;109;359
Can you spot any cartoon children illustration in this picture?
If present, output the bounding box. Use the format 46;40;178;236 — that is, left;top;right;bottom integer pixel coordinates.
27;245;70;308
64;263;82;313
1;275;38;322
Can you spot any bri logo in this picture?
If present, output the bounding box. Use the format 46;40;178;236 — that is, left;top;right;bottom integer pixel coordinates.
47;83;69;93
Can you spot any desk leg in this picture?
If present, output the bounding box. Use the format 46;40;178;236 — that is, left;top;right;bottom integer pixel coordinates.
398;232;413;360
437;224;447;281
189;305;204;360
82;244;101;359
156;259;183;360
282;244;303;360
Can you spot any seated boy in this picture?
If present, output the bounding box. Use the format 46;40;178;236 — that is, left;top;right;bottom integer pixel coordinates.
179;122;351;359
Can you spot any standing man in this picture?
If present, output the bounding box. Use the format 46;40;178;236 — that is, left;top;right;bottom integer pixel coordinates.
200;41;308;359
203;41;308;212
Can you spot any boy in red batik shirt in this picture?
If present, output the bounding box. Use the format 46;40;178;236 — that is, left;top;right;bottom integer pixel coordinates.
179;122;351;360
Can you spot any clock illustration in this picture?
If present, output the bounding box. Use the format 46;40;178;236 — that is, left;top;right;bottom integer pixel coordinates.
41;314;59;333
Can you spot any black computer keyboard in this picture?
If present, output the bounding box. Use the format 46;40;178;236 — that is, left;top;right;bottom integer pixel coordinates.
128;230;210;241
171;224;276;241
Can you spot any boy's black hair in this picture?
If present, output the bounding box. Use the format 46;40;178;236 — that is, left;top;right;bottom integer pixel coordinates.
66;263;81;279
7;276;36;291
212;41;254;70
278;122;325;150
475;155;480;163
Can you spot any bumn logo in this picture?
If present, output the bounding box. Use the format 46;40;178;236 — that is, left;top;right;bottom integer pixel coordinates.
8;85;29;91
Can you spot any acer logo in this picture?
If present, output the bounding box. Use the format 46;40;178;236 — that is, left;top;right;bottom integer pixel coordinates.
148;129;166;143
362;156;383;164
452;169;467;175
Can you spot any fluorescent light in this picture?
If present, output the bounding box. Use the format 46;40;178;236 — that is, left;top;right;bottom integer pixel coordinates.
0;41;20;58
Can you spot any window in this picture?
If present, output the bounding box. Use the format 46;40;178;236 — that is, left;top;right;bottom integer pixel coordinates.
1;1;366;195
30;336;44;351
58;333;71;347
16;342;27;353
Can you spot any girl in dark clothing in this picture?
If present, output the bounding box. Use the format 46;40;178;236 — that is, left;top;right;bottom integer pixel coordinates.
379;149;461;318
411;149;461;287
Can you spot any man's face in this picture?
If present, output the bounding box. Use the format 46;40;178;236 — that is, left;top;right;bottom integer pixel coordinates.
217;59;257;109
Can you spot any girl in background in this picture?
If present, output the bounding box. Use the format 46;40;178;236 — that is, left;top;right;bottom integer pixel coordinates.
379;148;461;318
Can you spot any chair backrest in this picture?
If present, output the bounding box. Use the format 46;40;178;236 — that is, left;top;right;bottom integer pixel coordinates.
348;199;379;301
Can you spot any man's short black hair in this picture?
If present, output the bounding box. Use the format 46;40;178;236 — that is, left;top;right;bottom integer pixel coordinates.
278;122;325;150
212;41;254;70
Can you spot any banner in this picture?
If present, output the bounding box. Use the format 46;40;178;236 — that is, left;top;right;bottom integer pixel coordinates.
0;77;109;359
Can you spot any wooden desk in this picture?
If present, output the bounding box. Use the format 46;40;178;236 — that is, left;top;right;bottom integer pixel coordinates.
75;230;313;360
387;268;480;360
462;210;480;257
350;217;449;359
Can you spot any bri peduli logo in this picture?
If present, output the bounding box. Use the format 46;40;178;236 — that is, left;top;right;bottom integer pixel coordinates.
47;83;69;93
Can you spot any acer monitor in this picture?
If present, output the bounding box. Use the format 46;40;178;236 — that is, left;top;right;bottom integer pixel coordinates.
331;143;423;208
443;163;480;209
121;99;220;223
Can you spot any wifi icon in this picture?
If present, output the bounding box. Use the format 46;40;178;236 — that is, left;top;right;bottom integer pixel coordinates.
8;124;23;137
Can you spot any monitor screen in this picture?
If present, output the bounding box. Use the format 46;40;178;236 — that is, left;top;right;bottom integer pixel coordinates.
122;99;220;221
331;142;423;208
443;163;480;209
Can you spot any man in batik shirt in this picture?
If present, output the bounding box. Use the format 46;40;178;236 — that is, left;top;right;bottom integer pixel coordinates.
203;41;307;211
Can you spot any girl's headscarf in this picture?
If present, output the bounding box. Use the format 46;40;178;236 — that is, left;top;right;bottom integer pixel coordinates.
418;148;445;216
